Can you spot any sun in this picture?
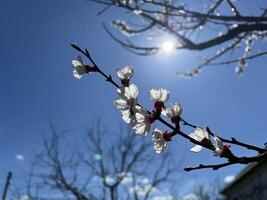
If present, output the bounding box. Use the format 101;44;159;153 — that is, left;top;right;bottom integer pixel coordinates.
161;40;175;53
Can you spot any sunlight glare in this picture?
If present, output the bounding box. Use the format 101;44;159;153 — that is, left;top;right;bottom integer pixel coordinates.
161;40;175;53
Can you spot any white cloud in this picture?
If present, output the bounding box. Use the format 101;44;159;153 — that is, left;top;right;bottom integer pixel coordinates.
141;177;150;184
129;184;155;197
183;193;198;200
105;175;116;185
153;195;174;200
224;175;235;183
121;174;133;185
15;154;25;161
20;195;30;200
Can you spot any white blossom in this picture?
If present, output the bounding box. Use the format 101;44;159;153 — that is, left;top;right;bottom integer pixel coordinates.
213;135;224;156
152;129;167;153
189;127;210;153
114;84;139;124
133;106;151;135
72;56;88;79
114;84;139;111
117;66;134;80
162;103;182;118
150;88;170;103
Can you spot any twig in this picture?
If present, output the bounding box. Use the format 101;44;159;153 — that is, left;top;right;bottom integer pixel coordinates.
184;162;232;171
185;152;267;171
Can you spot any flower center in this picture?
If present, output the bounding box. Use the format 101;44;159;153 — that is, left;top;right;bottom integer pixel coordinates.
85;65;97;73
121;79;130;87
163;131;172;141
154;101;164;112
171;116;180;124
201;138;213;149
148;114;156;124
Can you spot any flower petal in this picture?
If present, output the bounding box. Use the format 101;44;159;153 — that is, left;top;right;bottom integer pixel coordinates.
133;123;146;135
195;128;209;140
125;84;139;99
159;89;170;102
214;135;224;149
116;66;134;80
73;70;82;79
121;110;132;124
135;112;145;123
190;145;204;153
150;89;160;102
189;132;202;142
77;55;84;65
72;60;81;67
114;99;129;110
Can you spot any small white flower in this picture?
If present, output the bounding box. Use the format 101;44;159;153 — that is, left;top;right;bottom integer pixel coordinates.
133;106;151;135
114;84;139;124
189;128;210;153
150;88;170;103
72;56;89;79
114;84;139;111
124;84;139;100
213;135;224;156
162;103;182;118
152;129;167;153
117;66;134;80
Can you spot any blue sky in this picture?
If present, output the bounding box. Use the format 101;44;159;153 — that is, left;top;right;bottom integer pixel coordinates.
1;0;267;194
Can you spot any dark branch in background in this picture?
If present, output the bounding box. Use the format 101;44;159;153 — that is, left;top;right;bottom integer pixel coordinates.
2;171;12;200
177;33;247;77
185;151;267;171
226;0;241;17
207;51;267;66
71;43;267;171
19;123;179;200
88;0;267;77
103;24;158;56
184;162;233;171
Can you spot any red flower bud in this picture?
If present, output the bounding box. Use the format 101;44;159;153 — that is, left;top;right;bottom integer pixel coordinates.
163;131;172;141
201;138;212;148
85;65;97;73
148;114;156;124
154;101;164;112
171;116;180;124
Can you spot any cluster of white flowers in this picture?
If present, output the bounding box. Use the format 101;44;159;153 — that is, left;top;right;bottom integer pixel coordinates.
71;60;230;157
113;66;183;153
189;127;228;156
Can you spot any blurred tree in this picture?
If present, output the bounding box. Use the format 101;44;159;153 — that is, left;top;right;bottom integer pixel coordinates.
88;0;267;77
11;122;186;200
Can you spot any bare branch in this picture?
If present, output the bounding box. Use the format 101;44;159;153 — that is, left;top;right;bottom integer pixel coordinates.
70;44;267;172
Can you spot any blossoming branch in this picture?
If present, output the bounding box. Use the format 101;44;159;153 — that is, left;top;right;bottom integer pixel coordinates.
71;43;267;171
